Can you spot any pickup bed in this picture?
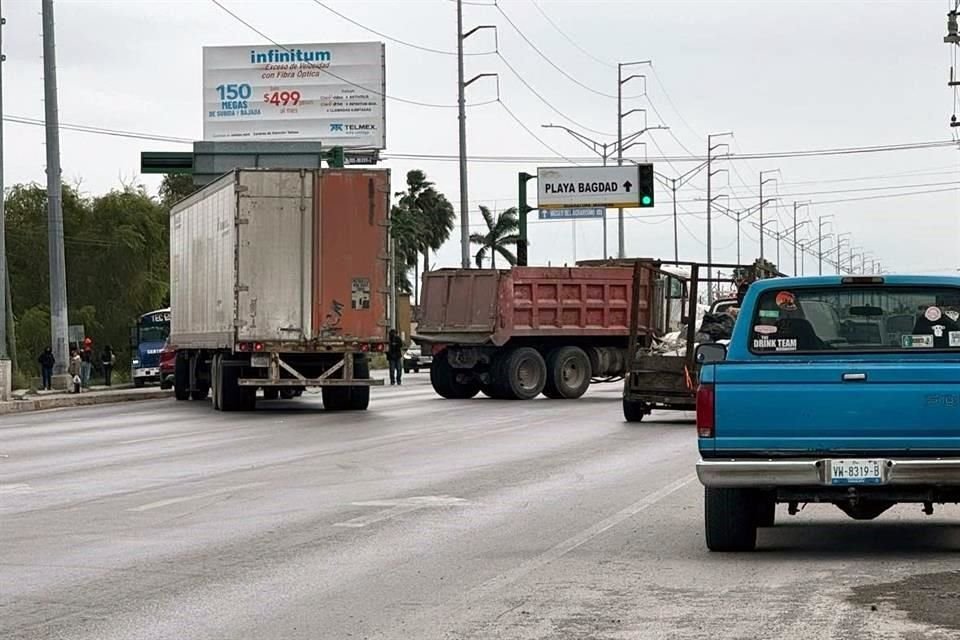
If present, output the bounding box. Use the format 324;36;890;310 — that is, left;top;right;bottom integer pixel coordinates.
695;275;960;551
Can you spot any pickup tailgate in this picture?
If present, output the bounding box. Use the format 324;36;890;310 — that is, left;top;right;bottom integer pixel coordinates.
708;360;960;455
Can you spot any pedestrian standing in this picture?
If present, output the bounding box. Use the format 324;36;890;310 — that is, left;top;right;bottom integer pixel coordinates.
100;346;116;387
38;347;55;390
68;350;82;393
80;348;93;388
386;329;403;386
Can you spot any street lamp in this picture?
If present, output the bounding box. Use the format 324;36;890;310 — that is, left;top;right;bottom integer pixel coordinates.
616;60;651;259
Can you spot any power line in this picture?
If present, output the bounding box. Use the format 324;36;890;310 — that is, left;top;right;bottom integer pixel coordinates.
311;0;493;57
306;2;615;138
494;2;641;101
528;0;614;69
496;100;579;164
4;115;194;144
496;53;613;136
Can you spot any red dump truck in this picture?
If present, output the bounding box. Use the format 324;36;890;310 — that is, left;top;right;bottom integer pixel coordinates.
169;168;390;412
414;265;660;400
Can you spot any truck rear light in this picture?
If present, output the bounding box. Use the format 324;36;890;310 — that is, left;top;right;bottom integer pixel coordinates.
841;276;884;285
696;384;715;438
253;342;264;352
237;342;250;352
360;343;370;352
375;343;384;352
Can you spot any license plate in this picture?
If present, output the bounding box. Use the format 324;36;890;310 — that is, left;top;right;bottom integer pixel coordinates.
829;459;885;485
250;354;271;368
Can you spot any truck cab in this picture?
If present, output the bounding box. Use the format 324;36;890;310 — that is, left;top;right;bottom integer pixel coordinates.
696;275;960;551
131;308;170;388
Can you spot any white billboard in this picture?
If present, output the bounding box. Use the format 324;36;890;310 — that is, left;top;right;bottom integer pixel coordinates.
203;42;386;148
537;166;643;209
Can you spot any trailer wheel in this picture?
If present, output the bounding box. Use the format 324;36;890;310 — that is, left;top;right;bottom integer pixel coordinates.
543;347;591;399
430;349;481;399
211;354;222;410
704;487;759;552
262;388;280;401
622;398;650;422
217;359;254;412
498;347;546;400
174;354;190;401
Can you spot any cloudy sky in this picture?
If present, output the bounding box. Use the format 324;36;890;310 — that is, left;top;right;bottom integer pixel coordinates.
3;0;958;274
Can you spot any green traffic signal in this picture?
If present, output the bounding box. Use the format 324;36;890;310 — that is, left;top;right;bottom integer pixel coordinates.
641;195;652;206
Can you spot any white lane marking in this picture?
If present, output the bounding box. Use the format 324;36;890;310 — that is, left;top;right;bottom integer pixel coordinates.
128;482;267;512
0;483;33;495
465;474;697;602
334;495;468;528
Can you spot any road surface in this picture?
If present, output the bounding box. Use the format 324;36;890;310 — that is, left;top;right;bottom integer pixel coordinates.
2;375;958;639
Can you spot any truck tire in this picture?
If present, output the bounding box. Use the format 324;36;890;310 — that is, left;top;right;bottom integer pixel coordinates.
430;350;481;399
756;491;777;527
498;347;547;400
704;487;759;552
346;354;371;410
174;355;189;401
262;388;280;401
543;346;591;399
622;398;650;422
211;354;222;410
218;359;254;412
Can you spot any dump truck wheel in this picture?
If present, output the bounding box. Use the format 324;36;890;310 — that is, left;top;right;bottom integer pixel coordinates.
499;347;546;400
544;346;591;399
430;350;481;399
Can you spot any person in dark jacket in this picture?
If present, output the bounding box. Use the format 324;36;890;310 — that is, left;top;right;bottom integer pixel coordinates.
38;347;55;390
386;329;403;386
101;346;116;387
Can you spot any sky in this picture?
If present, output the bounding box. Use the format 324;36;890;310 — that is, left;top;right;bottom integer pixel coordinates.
2;0;959;275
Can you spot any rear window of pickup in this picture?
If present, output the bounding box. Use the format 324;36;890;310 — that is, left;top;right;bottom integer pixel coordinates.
749;285;960;354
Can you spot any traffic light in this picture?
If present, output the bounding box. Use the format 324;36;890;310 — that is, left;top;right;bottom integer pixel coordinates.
637;163;654;207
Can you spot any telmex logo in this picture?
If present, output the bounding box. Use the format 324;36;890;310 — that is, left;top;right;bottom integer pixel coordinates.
330;123;377;132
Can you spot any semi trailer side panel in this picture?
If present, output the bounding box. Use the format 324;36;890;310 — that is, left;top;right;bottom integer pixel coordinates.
169;173;237;349
314;170;390;342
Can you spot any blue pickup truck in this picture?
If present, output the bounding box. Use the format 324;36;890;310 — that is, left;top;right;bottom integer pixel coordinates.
695;275;960;552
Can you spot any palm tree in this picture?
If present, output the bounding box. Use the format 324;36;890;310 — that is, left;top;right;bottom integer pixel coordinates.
470;206;522;269
394;170;455;273
392;170;456;297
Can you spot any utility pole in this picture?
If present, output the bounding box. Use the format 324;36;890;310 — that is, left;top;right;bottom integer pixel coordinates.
456;0;468;269
616;60;650;259
792;201;810;276
0;4;6;360
759;170;779;261
817;215;832;275
42;0;69;385
706;132;732;303
456;2;496;268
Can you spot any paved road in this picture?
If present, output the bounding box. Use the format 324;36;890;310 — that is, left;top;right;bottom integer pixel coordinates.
2;375;958;639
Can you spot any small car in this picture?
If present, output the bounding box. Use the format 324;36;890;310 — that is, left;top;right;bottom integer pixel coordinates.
403;345;432;373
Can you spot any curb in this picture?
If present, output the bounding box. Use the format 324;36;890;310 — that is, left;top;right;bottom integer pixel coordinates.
0;389;173;415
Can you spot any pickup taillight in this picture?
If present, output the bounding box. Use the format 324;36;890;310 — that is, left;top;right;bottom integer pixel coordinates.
696;384;715;438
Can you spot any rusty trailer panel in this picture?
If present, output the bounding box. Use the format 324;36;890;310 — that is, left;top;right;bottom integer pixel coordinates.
417;265;656;347
313;169;391;343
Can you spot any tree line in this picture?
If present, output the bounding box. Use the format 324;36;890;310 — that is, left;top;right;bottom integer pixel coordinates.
2;169;519;383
